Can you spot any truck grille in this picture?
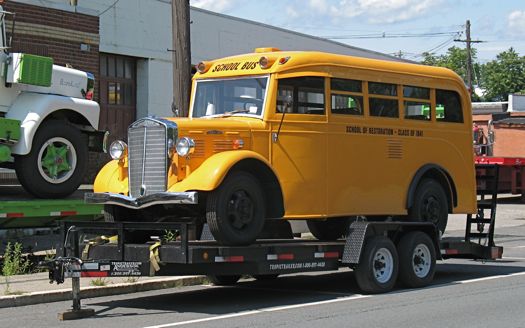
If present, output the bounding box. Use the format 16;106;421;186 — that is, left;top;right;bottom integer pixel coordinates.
128;119;168;198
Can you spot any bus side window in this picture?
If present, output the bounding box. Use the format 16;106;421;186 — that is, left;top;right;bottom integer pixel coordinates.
331;78;363;116
368;82;399;118
436;89;463;123
276;77;325;115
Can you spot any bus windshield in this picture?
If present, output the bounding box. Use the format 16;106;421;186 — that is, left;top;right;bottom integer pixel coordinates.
192;76;268;118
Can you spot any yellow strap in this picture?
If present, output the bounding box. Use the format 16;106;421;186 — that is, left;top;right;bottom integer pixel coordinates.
81;235;118;260
149;241;162;276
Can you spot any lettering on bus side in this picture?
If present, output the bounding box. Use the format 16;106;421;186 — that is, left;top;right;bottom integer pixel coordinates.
345;125;424;137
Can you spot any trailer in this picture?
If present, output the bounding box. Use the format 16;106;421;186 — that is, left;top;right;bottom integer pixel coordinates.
39;163;504;320
0;187;103;229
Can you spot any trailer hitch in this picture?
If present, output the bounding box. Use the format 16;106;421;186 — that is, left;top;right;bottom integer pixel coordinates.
38;257;82;285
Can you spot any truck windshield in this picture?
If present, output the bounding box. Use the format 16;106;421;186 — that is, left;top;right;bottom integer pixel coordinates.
192;76;269;118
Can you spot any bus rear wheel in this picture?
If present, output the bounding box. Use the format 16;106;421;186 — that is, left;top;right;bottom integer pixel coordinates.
408;179;448;234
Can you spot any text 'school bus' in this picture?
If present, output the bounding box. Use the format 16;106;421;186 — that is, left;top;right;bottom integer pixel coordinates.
87;48;477;246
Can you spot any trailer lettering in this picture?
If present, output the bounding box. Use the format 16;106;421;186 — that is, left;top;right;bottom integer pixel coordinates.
269;261;326;271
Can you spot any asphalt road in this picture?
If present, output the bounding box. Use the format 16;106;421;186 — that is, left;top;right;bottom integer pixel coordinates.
1;221;525;328
0;220;525;328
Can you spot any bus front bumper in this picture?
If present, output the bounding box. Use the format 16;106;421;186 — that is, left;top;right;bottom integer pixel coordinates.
85;192;198;209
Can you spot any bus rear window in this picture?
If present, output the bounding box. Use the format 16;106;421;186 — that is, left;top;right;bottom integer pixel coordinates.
436;90;463;123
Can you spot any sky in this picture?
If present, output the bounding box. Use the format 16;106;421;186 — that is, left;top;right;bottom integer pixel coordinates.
189;0;525;63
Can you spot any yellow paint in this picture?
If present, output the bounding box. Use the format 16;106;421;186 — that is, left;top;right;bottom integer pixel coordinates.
93;159;129;194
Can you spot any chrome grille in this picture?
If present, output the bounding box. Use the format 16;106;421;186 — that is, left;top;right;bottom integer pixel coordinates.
128;120;167;198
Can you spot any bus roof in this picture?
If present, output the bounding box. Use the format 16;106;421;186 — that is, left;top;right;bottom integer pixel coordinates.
194;48;464;85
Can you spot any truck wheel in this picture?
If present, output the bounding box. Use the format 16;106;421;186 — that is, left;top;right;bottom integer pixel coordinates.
354;236;398;294
15;120;87;198
408;179;448;234
206;172;265;245
397;232;436;288
207;275;241;286
306;218;349;241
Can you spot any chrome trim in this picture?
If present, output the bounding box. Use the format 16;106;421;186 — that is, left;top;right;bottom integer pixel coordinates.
127;117;178;198
85;191;198;210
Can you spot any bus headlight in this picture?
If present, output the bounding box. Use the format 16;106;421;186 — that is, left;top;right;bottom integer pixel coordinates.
176;137;195;157
109;140;127;160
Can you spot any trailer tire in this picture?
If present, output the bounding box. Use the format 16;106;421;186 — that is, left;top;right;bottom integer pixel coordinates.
307;217;350;241
15;120;88;198
397;232;436;288
354;236;398;294
408;179;448;234
206;172;265;245
253;274;279;281
207;275;241;286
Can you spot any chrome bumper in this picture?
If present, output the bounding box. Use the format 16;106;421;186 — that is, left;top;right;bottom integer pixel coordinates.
85;191;198;209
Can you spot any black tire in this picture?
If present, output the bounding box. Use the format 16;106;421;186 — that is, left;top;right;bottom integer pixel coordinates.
206;172;265;245
14;120;88;198
307;218;350;241
253;274;279;281
397;232;436;288
207;275;241;286
354;236;399;294
408;179;449;234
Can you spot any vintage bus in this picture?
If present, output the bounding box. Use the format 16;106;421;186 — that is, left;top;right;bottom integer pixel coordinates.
88;48;477;245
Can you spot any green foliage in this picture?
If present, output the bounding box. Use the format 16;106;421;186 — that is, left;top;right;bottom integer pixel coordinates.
422;47;525;101
162;229;179;242
480;48;525;101
90;277;108;286
2;242;30;276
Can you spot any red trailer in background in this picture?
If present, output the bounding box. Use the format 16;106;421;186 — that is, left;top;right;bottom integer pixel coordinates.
475;156;525;201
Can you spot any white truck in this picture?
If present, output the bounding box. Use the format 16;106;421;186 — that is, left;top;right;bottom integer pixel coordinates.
0;6;103;198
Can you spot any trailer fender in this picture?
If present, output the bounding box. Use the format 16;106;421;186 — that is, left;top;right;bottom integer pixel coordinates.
6;92;100;155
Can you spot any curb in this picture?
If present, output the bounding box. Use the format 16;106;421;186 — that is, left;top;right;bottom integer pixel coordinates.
0;275;207;308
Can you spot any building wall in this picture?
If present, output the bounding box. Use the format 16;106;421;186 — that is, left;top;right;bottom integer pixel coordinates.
13;0;403;120
3;1;100;99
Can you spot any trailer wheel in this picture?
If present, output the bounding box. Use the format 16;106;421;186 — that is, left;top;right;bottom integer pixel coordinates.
397;232;436;288
306;217;350;241
354;236;398;294
408;179;448;234
253;274;279;281
207;275;241;286
206;172;265;245
15;120;88;198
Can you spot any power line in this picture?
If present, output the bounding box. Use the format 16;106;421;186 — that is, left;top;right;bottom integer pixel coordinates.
321;31;461;40
98;0;120;17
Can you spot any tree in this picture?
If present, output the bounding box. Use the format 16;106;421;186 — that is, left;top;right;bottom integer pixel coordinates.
422;46;478;83
480;48;525;101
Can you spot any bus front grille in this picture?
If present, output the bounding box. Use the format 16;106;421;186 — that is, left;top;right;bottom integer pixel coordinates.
128;119;167;198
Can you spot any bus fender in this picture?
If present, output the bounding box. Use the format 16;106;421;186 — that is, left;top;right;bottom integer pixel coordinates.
93;159;129;194
170;150;277;192
406;164;456;210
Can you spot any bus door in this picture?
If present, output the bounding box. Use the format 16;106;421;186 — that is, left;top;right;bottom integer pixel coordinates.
270;76;328;218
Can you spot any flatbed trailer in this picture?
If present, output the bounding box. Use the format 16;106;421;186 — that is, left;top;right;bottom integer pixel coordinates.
0;186;103;229
40;163;504;319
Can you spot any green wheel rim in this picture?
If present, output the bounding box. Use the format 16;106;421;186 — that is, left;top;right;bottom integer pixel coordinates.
37;137;77;184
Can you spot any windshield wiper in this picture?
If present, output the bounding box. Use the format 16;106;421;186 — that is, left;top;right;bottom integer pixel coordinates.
219;108;250;117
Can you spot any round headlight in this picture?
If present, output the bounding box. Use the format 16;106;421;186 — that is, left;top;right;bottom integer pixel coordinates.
109;140;127;160
176;137;195;157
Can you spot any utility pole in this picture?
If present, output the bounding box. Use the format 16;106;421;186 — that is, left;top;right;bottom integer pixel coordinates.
454;20;483;97
171;0;191;117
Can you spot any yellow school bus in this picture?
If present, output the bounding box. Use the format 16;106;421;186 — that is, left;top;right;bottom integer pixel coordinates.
87;48;477;245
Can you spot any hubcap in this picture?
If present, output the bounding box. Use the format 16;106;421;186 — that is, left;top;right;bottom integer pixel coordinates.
38;137;77;184
422;195;441;225
373;248;394;284
227;190;254;230
412;243;432;278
